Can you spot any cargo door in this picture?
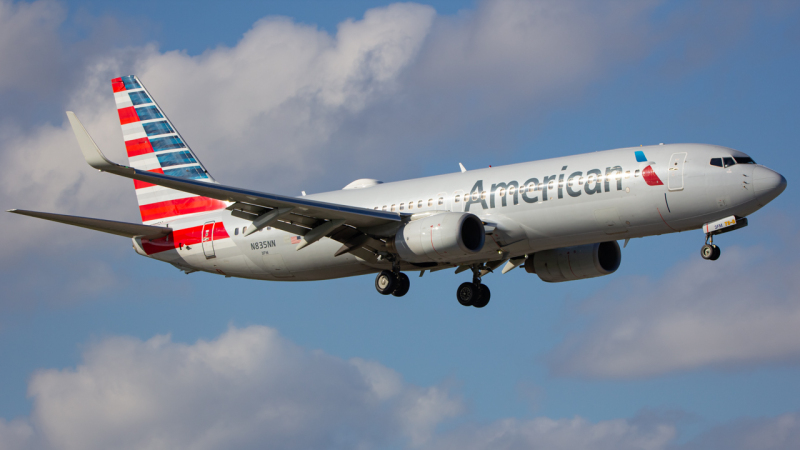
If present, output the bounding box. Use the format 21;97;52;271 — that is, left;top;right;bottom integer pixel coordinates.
262;254;294;278
668;152;687;191
201;221;216;259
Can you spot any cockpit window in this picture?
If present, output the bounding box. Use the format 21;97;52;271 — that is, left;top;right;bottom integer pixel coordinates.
723;157;736;168
710;158;723;167
734;156;756;164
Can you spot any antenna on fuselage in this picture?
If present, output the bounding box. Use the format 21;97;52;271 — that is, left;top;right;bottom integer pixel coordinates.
459;163;467;173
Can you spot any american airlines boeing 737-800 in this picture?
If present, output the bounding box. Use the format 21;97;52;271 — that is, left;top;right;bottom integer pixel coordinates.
9;76;787;308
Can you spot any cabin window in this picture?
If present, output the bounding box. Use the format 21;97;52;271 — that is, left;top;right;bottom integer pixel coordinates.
438;197;444;205
399;203;405;210
408;201;413;210
418;200;423;208
624;171;631;179
734;156;756;164
235;228;239;235
634;170;640;177
548;180;555;190
243;226;247;234
472;191;479;201
498;188;505;197
428;199;434;207
391;204;396;211
454;194;460;203
508;186;516;196
382;205;387;211
481;190;487;199
723;157;736;168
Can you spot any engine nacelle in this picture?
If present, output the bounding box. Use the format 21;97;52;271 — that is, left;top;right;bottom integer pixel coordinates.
525;241;621;283
391;212;485;263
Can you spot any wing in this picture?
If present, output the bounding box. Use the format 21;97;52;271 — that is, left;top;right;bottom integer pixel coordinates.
8;209;171;239
67;112;404;260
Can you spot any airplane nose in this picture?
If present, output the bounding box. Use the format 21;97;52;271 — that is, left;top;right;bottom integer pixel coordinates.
752;166;787;206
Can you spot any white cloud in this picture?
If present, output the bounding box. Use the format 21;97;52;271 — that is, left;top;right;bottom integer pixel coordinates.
420;415;676;450
680;412;800;450
548;235;800;379
3;325;799;450
14;325;462;450
0;0;65;94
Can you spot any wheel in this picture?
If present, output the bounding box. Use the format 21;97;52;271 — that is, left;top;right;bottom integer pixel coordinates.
457;282;479;306
701;244;714;260
392;272;410;297
473;285;491;308
375;270;396;295
710;245;721;261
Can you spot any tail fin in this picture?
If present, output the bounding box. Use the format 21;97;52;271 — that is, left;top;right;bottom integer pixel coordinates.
112;75;227;224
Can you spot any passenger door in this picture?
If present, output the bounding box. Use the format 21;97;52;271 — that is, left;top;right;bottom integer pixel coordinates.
201;221;216;259
668;152;687;191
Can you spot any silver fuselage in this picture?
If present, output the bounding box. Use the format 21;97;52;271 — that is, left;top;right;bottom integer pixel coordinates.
144;143;785;281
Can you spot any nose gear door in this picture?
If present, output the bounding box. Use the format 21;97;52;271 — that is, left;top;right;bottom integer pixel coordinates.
201;221;216;259
668;152;687;191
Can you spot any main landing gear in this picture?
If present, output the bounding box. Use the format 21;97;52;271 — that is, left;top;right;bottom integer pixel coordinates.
456;266;490;308
701;234;721;261
375;270;410;297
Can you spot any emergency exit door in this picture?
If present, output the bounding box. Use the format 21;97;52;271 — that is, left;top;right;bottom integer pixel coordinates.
668;152;687;191
201;221;216;259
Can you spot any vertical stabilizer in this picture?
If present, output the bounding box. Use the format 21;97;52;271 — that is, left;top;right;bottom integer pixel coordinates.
112;75;227;224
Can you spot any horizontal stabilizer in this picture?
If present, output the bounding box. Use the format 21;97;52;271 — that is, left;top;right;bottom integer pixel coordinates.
7;209;171;239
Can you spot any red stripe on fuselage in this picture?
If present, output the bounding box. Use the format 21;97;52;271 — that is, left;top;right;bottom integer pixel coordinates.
126;137;154;157
134;168;165;189
111;77;126;93
118;106;139;125
141;221;230;255
139;197;227;222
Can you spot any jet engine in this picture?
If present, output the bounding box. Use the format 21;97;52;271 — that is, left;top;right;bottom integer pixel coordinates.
525;241;621;283
390;212;485;263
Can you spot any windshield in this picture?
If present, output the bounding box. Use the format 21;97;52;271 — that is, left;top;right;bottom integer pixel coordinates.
734;156;757;164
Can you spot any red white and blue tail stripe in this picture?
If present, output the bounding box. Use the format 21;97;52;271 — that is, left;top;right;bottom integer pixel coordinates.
112;75;227;224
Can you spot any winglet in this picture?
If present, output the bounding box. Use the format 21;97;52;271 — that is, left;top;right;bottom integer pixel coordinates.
66;111;117;171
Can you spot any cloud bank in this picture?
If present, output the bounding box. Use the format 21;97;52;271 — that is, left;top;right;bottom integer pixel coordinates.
2;325;798;450
1;0;660;256
5;325;461;450
548;232;800;379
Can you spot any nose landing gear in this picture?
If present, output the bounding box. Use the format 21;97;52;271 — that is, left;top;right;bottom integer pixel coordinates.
701;235;721;261
456;266;491;308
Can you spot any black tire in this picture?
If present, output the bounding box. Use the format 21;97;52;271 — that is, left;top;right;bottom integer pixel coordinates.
392;272;410;297
701;244;714;260
457;282;479;306
375;270;396;295
473;285;491;308
710;245;721;261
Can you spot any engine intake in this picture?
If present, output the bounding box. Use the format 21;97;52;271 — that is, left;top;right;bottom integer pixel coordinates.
525;241;621;283
391;212;485;263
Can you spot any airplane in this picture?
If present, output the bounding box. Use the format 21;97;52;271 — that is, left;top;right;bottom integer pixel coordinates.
9;76;787;308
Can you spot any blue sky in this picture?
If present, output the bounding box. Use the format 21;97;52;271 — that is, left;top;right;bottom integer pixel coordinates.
1;1;799;449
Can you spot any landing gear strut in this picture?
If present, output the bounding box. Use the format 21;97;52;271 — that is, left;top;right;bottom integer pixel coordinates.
456;266;491;308
701;234;721;261
374;268;410;297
